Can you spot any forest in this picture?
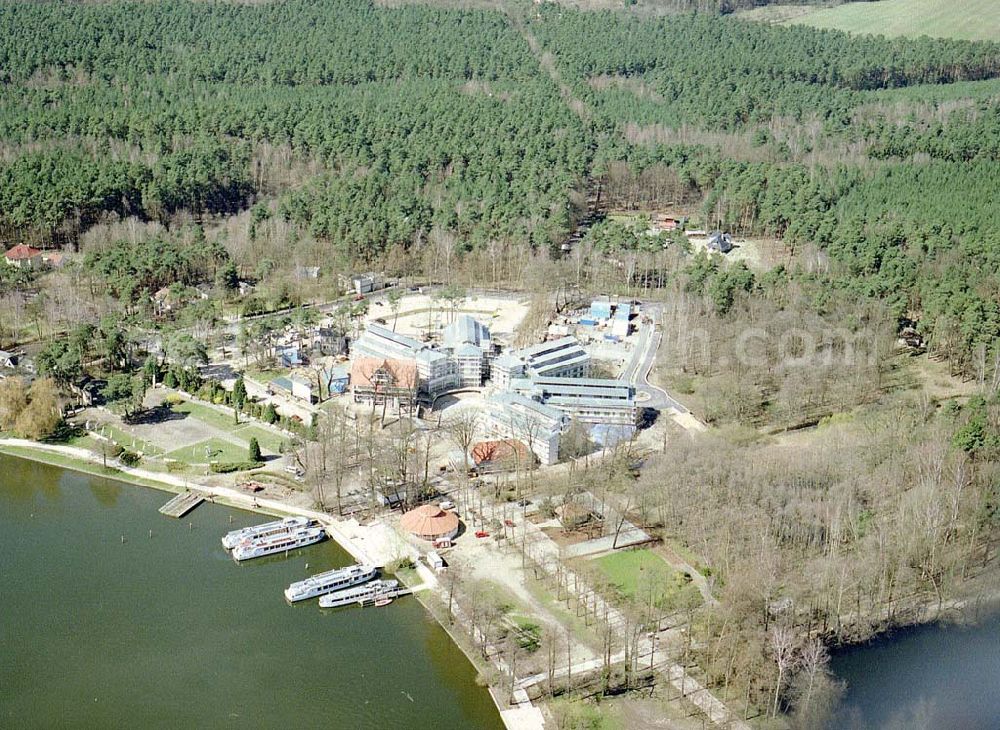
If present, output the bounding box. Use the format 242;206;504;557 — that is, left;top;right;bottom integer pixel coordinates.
0;0;996;377
0;2;998;725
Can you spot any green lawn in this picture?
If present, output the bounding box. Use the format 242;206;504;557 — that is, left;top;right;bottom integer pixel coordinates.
93;423;165;456
245;368;285;384
233;424;286;454
744;0;1000;42
170;400;240;433
64;433;104;452
165;437;249;465
593;549;700;609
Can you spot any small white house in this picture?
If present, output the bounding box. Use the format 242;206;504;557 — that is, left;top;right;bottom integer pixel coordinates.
290;375;313;403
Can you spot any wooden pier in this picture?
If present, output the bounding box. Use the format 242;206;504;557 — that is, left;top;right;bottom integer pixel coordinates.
158;491;205;518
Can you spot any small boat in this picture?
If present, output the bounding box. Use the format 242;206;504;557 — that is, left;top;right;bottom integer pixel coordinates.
231;527;326;562
318;579;400;609
222;516;311;549
284;564;377;602
374;597;393;607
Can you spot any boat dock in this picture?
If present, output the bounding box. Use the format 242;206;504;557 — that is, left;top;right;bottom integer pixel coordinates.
159;491;205;518
356;583;428;607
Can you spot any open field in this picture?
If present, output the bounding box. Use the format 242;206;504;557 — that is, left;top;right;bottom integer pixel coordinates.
364;292;529;341
165;436;250;465
233;424;286;454
84;392;287;468
170;399;240;432
592;548;701;607
740;0;1000;42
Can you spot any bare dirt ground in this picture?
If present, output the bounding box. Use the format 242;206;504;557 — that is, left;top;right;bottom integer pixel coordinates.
365;293;529;341
687;235;792;271
449;532;599;667
905;352;981;401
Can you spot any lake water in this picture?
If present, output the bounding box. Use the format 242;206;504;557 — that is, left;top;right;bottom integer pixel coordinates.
0;455;502;729
829;609;1000;729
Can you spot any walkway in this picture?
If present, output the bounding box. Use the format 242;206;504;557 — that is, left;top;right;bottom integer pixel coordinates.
472;496;748;730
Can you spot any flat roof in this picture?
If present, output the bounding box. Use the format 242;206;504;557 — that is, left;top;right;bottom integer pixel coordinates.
545;395;636;409
539;386;633;400
517;336;581;360
365;323;423;351
529;351;590;375
491;391;566;422
492;352;524;369
531;376;630;389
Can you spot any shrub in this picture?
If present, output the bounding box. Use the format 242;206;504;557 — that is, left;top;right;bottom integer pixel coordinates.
209;460;264;474
262;403;278;424
118;450;141;467
386;556;415;573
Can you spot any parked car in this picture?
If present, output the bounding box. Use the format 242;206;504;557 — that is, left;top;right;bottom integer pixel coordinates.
439;500;455;510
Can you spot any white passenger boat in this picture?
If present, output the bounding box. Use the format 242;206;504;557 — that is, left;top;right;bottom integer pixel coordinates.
318;579;400;609
284;563;378;602
221;516;311;550
231;527;326;562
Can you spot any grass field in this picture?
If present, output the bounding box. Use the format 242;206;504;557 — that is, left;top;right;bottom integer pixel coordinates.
165;437;249;465
593;549;700;608
170;400;240;432
94;423;165;457
233;424;286;454
741;0;1000;42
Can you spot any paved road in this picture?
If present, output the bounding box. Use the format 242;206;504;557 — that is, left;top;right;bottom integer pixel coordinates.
623;315;688;413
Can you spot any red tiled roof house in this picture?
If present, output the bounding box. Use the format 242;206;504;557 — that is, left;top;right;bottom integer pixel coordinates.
350;356;418;410
4;245;43;269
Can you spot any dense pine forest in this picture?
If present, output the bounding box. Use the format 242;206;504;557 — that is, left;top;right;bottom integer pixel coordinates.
0;0;997;372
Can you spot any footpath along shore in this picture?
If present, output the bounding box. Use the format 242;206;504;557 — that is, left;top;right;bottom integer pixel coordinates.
0;437;423;570
0;436;542;729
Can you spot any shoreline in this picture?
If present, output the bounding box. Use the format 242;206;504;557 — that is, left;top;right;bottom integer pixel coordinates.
0;437;523;727
7;436;994;728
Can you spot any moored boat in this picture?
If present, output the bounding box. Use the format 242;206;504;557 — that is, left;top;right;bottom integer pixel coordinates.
222;516;311;549
231;527;326;562
284;564;378;602
318;579;400;609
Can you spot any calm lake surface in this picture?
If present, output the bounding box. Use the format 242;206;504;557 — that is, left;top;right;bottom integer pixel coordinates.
829;609;1000;729
0;455;502;729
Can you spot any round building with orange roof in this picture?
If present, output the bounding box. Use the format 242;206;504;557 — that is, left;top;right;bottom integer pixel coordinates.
399;504;460;541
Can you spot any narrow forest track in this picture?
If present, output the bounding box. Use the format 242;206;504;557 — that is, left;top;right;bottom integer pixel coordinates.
507;8;589;121
507;8;606;253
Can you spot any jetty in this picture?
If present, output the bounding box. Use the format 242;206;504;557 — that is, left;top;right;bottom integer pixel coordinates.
358;586;412;607
158;491;205;518
357;582;431;607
